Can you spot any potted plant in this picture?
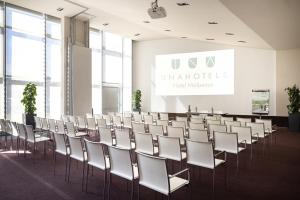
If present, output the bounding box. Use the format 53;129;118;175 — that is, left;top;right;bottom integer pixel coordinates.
132;89;142;113
285;84;300;132
21;82;37;128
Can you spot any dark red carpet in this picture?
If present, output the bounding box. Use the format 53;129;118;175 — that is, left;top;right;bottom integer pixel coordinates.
0;127;300;200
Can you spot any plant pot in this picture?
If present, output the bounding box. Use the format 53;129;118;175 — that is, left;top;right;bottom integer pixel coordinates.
288;112;300;132
25;114;36;129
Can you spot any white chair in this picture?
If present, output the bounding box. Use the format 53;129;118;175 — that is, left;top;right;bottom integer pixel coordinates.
150;112;159;121
189;129;209;142
41;118;50;134
94;114;103;120
167;126;185;146
123;112;132;118
214;131;245;168
108;145;138;200
16;123;27;156
205;116;218;121
189;122;205;130
255;119;277;143
148;124;164;140
113;116;122;129
69;116;77;126
135;133;158;155
48;119;57;134
159;113;169;121
86;118;97;135
97;118;107;129
246;122;269;143
107;112;115;117
176;116;188;128
231;126;258;158
190;118;204;124
86;113;93;118
206;119;221;125
66;135;87;191
237;117;251;126
172;120;187;136
103;115;113;127
53;131;69;180
143;115;154;125
133;113;143;123
156;120;168;133
77;116;87;132
99;127;115;146
84;139;110;196
25;125;51;158
115;129;135;150
225;121;241;132
65;122;88;137
136;152;190;199
56;120;65;134
34;116;43;133
208;124;227;140
220;116;234;125
123;117;132;129
186;140;226;194
132;122;145;134
158;136;186;166
61;115;69;123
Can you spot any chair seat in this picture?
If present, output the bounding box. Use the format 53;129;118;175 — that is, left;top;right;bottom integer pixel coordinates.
110;163;138;181
56;147;70;156
238;139;258;144
75;132;88;137
188;158;225;169
88;155;110;170
27;136;50;143
169;176;189;194
70;151;87;162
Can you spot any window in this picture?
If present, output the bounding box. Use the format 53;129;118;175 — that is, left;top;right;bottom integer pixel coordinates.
0;2;4;119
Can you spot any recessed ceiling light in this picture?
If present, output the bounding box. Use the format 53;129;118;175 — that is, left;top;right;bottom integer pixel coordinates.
208;21;218;25
57;7;64;12
102;23;109;26
206;38;215;40
164;29;171;32
181;36;188;39
225;32;234;36
134;33;141;36
143;20;150;23
177;2;190;6
238;40;247;43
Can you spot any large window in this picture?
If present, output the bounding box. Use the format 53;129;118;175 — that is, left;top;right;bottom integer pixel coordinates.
89;29;132;114
1;4;61;122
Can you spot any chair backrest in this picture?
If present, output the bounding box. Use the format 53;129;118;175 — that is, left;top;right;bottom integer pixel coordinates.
103;115;112;125
158;136;182;161
132;122;145;134
208;124;227;138
94;114;102;119
221;116;234;125
34;116;42;129
176;116;188;128
69;116;77;125
159;113;169;121
255;119;272;132
214;131;238;153
77;116;86;129
56;120;65;134
25;125;35;142
96;118;107;128
53;132;67;154
135;133;155;155
237;117;252;126
86;113;93;118
86;118;96;130
4;120;12;135
148;124;164;138
108;145;135;180
123;112;132;118
133;113;143;123
10;122;19;137
123;117;132;128
115;129;132;149
172;120;186;136
41;118;49;130
205;116;218;121
144;115;154;125
98;127;113;145
186;140;215;169
137;152;169;195
156;120;168;133
246;122;265;138
113;116;122;126
61;115;69;123
191;115;203;119
167;126;185;145
189;122;205;130
225;121;241;132
206;119;221;125
150;112;159;121
48;119;57;133
84;139;107;169
67;135;84;160
231;126;252;144
190;118;204;124
107;112;115;117
17;123;27;139
189;129;209;142
65;122;76;135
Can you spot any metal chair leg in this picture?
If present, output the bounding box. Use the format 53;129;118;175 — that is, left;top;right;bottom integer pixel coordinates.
103;170;107;198
131;181;134;200
85;164;89;192
54;152;57;176
65;156;69;182
82;162;86;192
68;158;72;183
137;182;140;200
108;173;111;200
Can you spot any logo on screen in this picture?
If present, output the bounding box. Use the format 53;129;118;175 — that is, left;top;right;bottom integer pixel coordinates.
171;59;180;69
188;58;197;69
206;56;215;68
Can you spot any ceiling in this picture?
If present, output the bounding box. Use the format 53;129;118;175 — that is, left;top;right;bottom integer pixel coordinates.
4;0;300;50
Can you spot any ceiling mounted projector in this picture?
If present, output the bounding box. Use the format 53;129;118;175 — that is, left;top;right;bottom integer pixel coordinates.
148;0;167;19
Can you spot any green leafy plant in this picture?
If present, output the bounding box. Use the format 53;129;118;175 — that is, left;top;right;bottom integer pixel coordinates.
285;84;300;114
21;83;37;115
132;89;142;112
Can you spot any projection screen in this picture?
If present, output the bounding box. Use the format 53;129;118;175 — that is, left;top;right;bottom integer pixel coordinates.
155;49;234;95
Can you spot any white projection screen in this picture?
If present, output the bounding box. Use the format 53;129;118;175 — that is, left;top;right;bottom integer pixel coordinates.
155;49;234;95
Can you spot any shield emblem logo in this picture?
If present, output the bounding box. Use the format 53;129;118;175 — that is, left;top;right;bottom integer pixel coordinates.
171;59;180;69
188;57;197;69
206;56;215;68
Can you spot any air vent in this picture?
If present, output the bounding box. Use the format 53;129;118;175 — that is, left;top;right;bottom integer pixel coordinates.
208;21;218;25
134;33;141;36
103;23;109;26
225;33;234;36
206;38;215;41
57;7;64;12
143;21;150;23
238;40;247;43
177;2;190;6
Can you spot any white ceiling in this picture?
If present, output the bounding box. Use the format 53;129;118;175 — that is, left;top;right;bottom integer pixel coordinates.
4;0;300;50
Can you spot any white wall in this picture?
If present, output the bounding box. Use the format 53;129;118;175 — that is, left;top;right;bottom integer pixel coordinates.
276;48;300;116
133;38;276;115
